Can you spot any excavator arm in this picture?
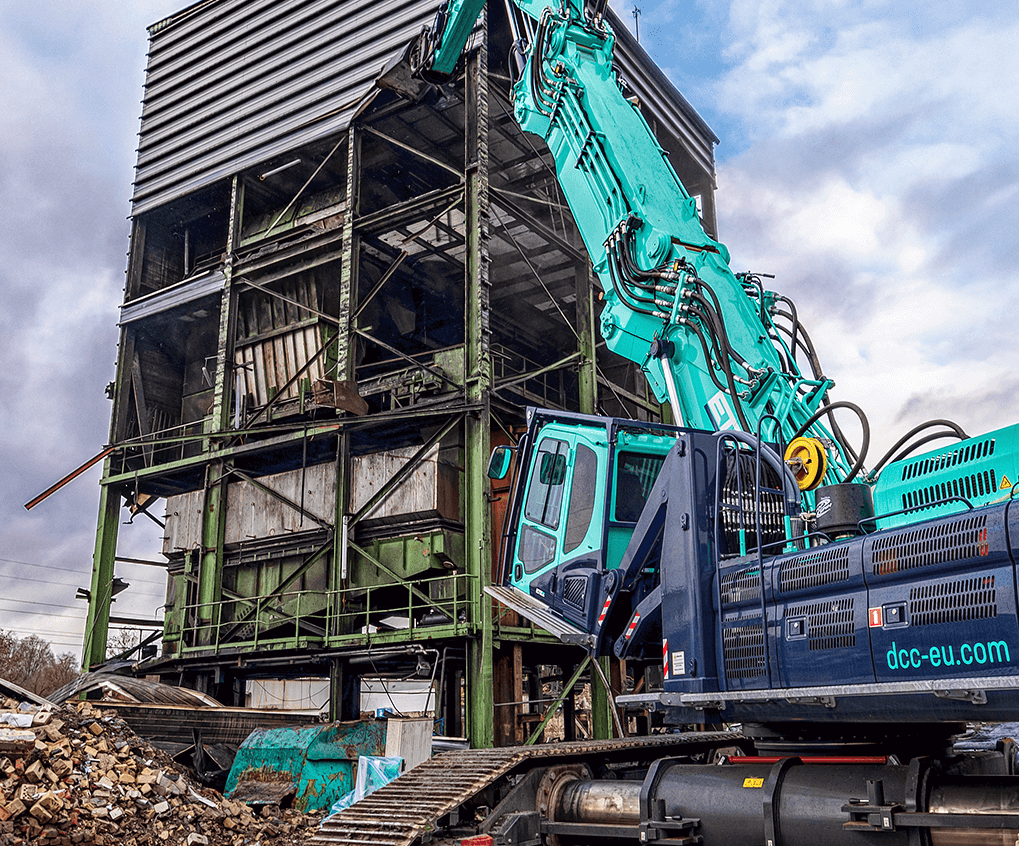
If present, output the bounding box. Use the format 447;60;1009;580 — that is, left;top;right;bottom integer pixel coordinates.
419;0;855;484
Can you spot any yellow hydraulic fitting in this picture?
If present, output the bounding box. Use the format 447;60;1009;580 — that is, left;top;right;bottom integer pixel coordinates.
785;436;828;491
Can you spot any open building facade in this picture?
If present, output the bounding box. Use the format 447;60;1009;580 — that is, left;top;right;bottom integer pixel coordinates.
86;0;719;747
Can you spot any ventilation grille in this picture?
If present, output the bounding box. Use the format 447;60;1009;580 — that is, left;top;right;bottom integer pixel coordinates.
779;545;851;593
871;514;989;576
788;598;856;651
720;566;761;606
562;576;587;609
901;470;997;513
900;438;995;481
722;623;766;680
909;576;997;627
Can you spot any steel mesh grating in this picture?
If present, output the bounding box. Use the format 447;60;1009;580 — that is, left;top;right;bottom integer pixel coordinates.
901;469;997;513
720;565;762;606
562;576;587;609
722;622;766;680
900;438;995;481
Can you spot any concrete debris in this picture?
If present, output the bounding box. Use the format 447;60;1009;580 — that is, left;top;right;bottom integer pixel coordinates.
0;698;322;845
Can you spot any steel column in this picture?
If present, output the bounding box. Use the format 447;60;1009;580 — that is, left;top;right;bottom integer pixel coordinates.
82;474;120;670
196;175;244;648
328;126;360;711
465;27;494;750
335;126;360;383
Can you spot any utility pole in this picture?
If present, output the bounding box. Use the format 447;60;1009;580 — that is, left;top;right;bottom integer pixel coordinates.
632;3;641;42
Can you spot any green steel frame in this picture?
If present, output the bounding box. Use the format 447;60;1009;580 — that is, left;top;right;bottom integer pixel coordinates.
88;8;702;747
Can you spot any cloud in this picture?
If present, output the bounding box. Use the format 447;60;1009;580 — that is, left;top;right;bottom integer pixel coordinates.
704;1;1019;457
0;2;181;652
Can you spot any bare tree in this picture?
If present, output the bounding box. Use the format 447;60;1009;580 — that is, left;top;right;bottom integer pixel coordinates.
0;629;17;681
0;629;80;696
106;627;143;660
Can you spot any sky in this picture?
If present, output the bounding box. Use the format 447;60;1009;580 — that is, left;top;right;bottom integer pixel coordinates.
0;0;1017;656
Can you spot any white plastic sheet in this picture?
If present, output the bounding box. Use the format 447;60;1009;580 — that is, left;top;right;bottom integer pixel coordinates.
327;755;404;817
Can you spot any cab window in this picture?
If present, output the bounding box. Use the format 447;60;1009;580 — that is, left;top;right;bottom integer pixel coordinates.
563;444;598;553
519;525;558;573
613;451;666;523
524;438;569;529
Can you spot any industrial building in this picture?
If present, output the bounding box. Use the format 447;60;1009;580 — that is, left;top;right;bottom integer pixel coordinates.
84;0;719;749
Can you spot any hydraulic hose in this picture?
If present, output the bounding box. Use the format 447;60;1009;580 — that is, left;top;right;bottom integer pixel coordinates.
790;400;871;482
870;419;971;477
605;240;666;319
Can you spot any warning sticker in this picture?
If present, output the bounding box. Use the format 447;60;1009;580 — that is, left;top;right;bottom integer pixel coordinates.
672;651;686;676
1001;474;1013;491
743;777;764;789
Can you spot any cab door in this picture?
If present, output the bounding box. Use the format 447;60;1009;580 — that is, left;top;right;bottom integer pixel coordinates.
509;431;605;599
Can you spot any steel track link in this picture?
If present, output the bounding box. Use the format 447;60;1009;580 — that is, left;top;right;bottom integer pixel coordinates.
310;732;739;846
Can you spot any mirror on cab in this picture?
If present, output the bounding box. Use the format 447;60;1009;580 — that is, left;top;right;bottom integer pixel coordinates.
487;445;514;480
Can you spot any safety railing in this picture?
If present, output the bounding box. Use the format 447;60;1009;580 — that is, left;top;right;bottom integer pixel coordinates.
173;571;474;654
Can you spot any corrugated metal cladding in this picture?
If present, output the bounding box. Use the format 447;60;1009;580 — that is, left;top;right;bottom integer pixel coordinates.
132;0;443;216
133;0;716;217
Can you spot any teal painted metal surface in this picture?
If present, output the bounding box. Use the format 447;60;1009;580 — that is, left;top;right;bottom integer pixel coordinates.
425;0;853;489
873;422;1019;529
225;720;386;812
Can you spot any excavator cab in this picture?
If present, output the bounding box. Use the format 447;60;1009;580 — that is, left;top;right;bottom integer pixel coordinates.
490;409;681;645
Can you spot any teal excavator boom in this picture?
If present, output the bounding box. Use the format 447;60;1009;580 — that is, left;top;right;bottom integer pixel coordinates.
417;0;857;486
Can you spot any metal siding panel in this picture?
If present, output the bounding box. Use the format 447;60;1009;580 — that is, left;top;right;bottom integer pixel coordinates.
119;270;225;324
223;464;336;544
132;0;441;215
133;2;713;217
139;0;420;144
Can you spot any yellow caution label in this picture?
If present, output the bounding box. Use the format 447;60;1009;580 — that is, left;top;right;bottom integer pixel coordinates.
1001;474;1012;490
743;777;764;788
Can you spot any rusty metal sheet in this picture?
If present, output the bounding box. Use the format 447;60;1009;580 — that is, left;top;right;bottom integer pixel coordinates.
227;765;299;806
226;721;387;812
162;488;204;555
351;445;460;524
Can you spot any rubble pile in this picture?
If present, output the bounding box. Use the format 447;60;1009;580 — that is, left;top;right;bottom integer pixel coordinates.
0;699;319;846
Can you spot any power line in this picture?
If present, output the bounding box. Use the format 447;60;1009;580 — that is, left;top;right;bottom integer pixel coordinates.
0;597;91;613
0;601;163;621
0;606;85;621
0;572;166;591
0;556;165;585
4;624;83;640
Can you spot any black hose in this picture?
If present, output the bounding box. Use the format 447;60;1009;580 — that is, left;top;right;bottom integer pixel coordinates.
682;319;732;393
771;320;817;376
739;272;768;325
890;432;967;465
771;309;823;380
820;396;858;464
605;241;664;319
870;419;971;475
687;286;749;368
529;14;557;113
790;400;871;483
777;295;801;373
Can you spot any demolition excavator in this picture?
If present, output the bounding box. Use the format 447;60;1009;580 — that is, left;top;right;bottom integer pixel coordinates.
316;0;1019;843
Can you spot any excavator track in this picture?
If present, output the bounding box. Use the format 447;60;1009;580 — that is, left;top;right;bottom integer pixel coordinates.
310;732;740;846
